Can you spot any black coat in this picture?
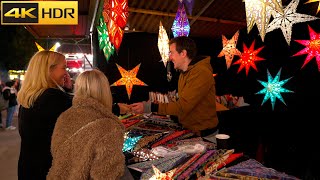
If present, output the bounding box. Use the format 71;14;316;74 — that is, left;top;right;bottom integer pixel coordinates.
18;88;72;180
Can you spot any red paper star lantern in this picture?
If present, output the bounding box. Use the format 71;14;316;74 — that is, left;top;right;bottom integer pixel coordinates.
292;25;320;72
103;0;128;28
233;40;265;76
111;63;148;99
107;19;124;50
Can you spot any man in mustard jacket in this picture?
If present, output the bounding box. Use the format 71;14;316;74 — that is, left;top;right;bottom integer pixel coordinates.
131;36;219;137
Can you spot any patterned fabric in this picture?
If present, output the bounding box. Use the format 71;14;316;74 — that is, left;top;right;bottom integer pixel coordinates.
128;153;188;180
215;159;300;180
216;94;249;109
151;130;192;148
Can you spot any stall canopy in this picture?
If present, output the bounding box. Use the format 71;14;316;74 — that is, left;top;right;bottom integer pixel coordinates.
25;0;293;40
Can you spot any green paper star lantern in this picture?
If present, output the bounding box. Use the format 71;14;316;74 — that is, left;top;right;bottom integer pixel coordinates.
97;15;115;61
256;69;294;110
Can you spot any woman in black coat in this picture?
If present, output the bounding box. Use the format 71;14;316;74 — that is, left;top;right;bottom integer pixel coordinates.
17;51;72;180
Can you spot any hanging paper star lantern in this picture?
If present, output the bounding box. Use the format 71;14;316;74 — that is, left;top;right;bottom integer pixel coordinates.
243;0;283;41
256;69;293;110
149;165;176;180
171;3;190;37
266;0;318;45
97;15;115;61
103;0;129;28
233;40;265;76
218;30;242;69
107;18;124;51
111;63;148;99
158;21;170;67
102;0;127;51
304;0;320;14
35;42;45;51
35;42;58;52
122;135;142;152
292;25;320;71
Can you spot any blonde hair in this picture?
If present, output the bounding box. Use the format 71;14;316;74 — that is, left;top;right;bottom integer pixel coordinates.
17;51;66;108
74;69;113;111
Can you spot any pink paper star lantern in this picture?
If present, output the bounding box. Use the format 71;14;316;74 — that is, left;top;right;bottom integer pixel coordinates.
292;25;320;72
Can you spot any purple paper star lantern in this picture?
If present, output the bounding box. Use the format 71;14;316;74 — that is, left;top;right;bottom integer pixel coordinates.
171;3;190;37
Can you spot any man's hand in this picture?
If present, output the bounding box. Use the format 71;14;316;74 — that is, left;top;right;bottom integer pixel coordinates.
118;103;131;114
130;102;144;114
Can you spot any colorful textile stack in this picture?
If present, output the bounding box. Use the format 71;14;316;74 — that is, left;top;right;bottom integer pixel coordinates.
213;159;300;180
128;153;189;180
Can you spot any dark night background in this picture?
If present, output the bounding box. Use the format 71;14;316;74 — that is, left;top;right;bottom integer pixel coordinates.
1;3;320;178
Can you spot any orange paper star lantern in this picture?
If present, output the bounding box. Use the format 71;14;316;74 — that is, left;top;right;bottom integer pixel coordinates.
233;40;265;76
111;63;147;99
305;0;320;14
218;30;242;69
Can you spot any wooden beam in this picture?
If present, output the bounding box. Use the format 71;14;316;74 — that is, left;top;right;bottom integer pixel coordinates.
128;7;246;26
190;0;215;26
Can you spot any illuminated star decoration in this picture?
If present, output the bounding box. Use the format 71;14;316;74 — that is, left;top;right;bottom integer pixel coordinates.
218;30;242;69
304;0;320;14
97;15;115;61
103;0;128;50
292;25;320;71
266;0;318;45
158;21;170;67
233;40;265;76
149;165;176;180
122;135;142;152
111;63;148;99
243;0;283;41
256;69;293;110
171;3;190;37
35;42;58;52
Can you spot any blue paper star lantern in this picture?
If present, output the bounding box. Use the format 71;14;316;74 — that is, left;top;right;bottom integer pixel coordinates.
122;135;142;152
256;69;294;110
171;3;190;37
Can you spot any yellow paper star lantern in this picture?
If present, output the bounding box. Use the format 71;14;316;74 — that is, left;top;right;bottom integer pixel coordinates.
111;63;147;99
35;42;59;52
149;165;176;180
243;0;283;41
305;0;320;14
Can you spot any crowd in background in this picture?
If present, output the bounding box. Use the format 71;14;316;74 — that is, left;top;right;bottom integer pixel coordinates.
0;78;19;130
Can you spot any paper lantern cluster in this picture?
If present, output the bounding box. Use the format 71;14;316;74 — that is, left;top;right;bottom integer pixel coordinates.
97;0;129;61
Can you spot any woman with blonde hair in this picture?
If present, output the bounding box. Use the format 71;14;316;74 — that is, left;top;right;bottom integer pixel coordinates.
17;51;72;180
47;69;126;180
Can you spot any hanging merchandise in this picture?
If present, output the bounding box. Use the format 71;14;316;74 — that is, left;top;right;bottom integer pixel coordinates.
158;21;170;67
217;30;242;69
171;3;190;37
256;68;293;110
243;0;283;41
304;0;320;14
266;0;318;45
292;25;320;72
111;63;148;99
233;40;265;76
97;15;115;61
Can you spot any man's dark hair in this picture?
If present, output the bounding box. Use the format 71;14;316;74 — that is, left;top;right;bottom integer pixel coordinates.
169;36;197;60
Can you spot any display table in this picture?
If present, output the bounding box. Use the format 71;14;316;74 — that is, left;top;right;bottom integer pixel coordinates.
120;113;300;180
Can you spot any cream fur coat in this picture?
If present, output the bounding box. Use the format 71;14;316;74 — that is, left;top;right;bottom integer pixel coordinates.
47;96;125;180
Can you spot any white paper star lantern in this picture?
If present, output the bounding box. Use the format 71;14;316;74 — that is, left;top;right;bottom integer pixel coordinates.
267;0;318;45
243;0;283;41
158;21;170;67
